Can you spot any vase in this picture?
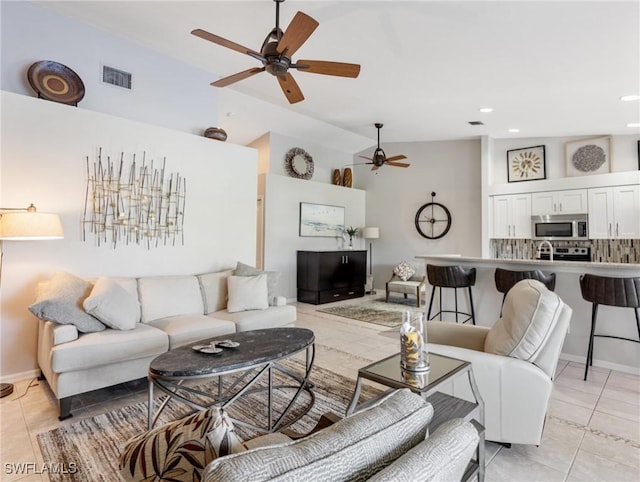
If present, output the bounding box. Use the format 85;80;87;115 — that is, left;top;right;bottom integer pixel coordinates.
342;167;353;187
400;311;430;372
348;237;354;249
332;169;342;185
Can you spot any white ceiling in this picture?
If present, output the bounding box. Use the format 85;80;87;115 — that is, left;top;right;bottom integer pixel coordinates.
37;0;640;146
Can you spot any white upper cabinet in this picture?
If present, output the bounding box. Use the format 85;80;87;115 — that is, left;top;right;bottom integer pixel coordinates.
531;189;587;215
588;186;640;239
492;194;532;239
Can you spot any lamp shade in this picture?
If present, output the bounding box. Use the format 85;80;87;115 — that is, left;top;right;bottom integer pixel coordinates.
0;212;64;240
363;227;380;239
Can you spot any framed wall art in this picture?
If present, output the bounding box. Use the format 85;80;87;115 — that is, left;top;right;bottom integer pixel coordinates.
565;135;612;177
299;202;345;237
507;145;546;182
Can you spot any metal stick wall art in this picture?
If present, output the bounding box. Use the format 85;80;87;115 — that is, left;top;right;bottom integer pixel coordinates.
82;148;186;248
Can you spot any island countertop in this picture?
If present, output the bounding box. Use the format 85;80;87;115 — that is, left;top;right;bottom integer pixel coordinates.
415;254;640;274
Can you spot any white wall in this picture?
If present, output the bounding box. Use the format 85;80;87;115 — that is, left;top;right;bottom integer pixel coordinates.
0;92;258;379
263;174;366;299
491;135;639;185
355;139;482;289
263;132;361;185
0;0;218;137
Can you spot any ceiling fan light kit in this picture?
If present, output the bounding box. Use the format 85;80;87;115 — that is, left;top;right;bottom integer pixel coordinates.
192;0;360;104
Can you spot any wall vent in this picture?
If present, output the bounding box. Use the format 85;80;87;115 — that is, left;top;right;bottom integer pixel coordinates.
468;121;484;126
102;65;132;89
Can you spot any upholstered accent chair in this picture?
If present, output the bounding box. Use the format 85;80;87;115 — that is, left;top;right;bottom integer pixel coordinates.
386;264;427;307
427;279;572;446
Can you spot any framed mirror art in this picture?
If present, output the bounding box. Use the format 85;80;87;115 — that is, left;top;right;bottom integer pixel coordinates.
285;147;314;180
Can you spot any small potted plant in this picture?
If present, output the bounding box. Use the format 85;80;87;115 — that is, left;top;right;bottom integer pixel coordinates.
345;226;358;249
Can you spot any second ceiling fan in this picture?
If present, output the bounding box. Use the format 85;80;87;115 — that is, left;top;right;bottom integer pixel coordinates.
358;123;410;171
192;0;360;104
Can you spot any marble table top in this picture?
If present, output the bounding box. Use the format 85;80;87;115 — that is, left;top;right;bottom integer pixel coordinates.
149;327;315;378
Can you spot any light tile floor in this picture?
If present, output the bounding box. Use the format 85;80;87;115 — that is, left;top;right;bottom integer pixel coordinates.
1;297;639;481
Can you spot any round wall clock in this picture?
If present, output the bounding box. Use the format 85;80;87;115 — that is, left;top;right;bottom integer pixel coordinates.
284;147;314;180
415;192;452;239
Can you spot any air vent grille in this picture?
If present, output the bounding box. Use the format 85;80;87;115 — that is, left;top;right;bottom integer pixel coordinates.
102;65;132;89
468;121;484;126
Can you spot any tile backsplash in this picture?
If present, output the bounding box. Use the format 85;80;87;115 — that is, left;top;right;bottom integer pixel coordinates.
491;239;639;264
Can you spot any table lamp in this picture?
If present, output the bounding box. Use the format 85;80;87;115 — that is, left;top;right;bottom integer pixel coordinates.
363;227;380;294
0;203;64;398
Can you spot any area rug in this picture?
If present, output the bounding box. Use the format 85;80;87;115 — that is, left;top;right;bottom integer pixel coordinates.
317;296;425;327
37;357;381;482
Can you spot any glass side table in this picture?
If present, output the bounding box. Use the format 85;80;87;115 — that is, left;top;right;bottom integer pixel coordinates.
347;352;485;482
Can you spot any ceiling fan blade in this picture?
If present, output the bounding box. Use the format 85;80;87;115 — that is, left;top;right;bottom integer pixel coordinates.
386;161;411;168
277;72;304;104
277;12;319;57
295;60;361;78
359;155;374;161
191;29;265;61
385;154;408;162
211;67;265;87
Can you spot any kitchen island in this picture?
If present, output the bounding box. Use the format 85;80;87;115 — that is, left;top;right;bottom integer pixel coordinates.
416;255;640;374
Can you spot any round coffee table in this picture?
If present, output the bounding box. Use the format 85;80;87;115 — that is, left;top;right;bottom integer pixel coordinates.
148;327;315;433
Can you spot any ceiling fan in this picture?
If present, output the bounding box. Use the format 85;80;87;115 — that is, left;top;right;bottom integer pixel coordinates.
191;0;360;104
357;123;410;171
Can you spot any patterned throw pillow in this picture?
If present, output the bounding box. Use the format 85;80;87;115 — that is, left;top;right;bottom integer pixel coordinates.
393;262;416;281
119;408;245;482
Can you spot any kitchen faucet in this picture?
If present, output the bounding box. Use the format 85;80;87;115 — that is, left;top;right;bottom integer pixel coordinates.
536;240;553;261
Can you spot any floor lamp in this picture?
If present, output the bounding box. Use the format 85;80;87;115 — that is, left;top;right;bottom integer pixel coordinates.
363;227;379;295
0;203;64;398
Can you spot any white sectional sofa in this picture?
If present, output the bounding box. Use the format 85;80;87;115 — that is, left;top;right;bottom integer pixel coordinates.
34;266;296;419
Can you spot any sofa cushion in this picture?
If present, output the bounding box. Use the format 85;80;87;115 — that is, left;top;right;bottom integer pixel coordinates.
147;314;236;349
119;407;245;482
227;274;269;313
83;277;141;330
393;261;416;281
368;418;479;482
485;279;563;361
235;262;281;306
211;305;296;332
138;275;204;323
29;272;106;333
202;389;433;482
50;323;168;373
198;269;234;314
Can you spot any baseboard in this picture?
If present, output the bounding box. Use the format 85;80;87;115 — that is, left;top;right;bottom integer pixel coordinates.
0;368;41;384
559;353;640;376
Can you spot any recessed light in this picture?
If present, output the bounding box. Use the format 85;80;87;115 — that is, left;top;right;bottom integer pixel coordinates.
620;95;640;101
479;107;493;113
508;128;520;133
627;122;640;128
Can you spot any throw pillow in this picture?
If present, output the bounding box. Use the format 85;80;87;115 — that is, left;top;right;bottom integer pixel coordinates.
119;407;245;482
227;274;269;313
198;269;234;314
202;389;433;482
83;277;141;330
394;261;416;281
28;272;105;333
235;262;281;306
485;279;563;361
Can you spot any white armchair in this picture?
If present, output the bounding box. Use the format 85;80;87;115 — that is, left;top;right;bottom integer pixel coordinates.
385;263;427;307
426;279;572;446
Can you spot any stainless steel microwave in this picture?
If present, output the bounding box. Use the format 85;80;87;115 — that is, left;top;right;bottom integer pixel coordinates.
531;214;588;240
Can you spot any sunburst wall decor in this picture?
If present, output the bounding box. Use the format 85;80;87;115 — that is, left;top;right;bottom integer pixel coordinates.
507;145;546;182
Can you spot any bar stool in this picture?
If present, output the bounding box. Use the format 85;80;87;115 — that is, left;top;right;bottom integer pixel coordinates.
426;264;476;324
494;268;556;316
580;273;640;380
